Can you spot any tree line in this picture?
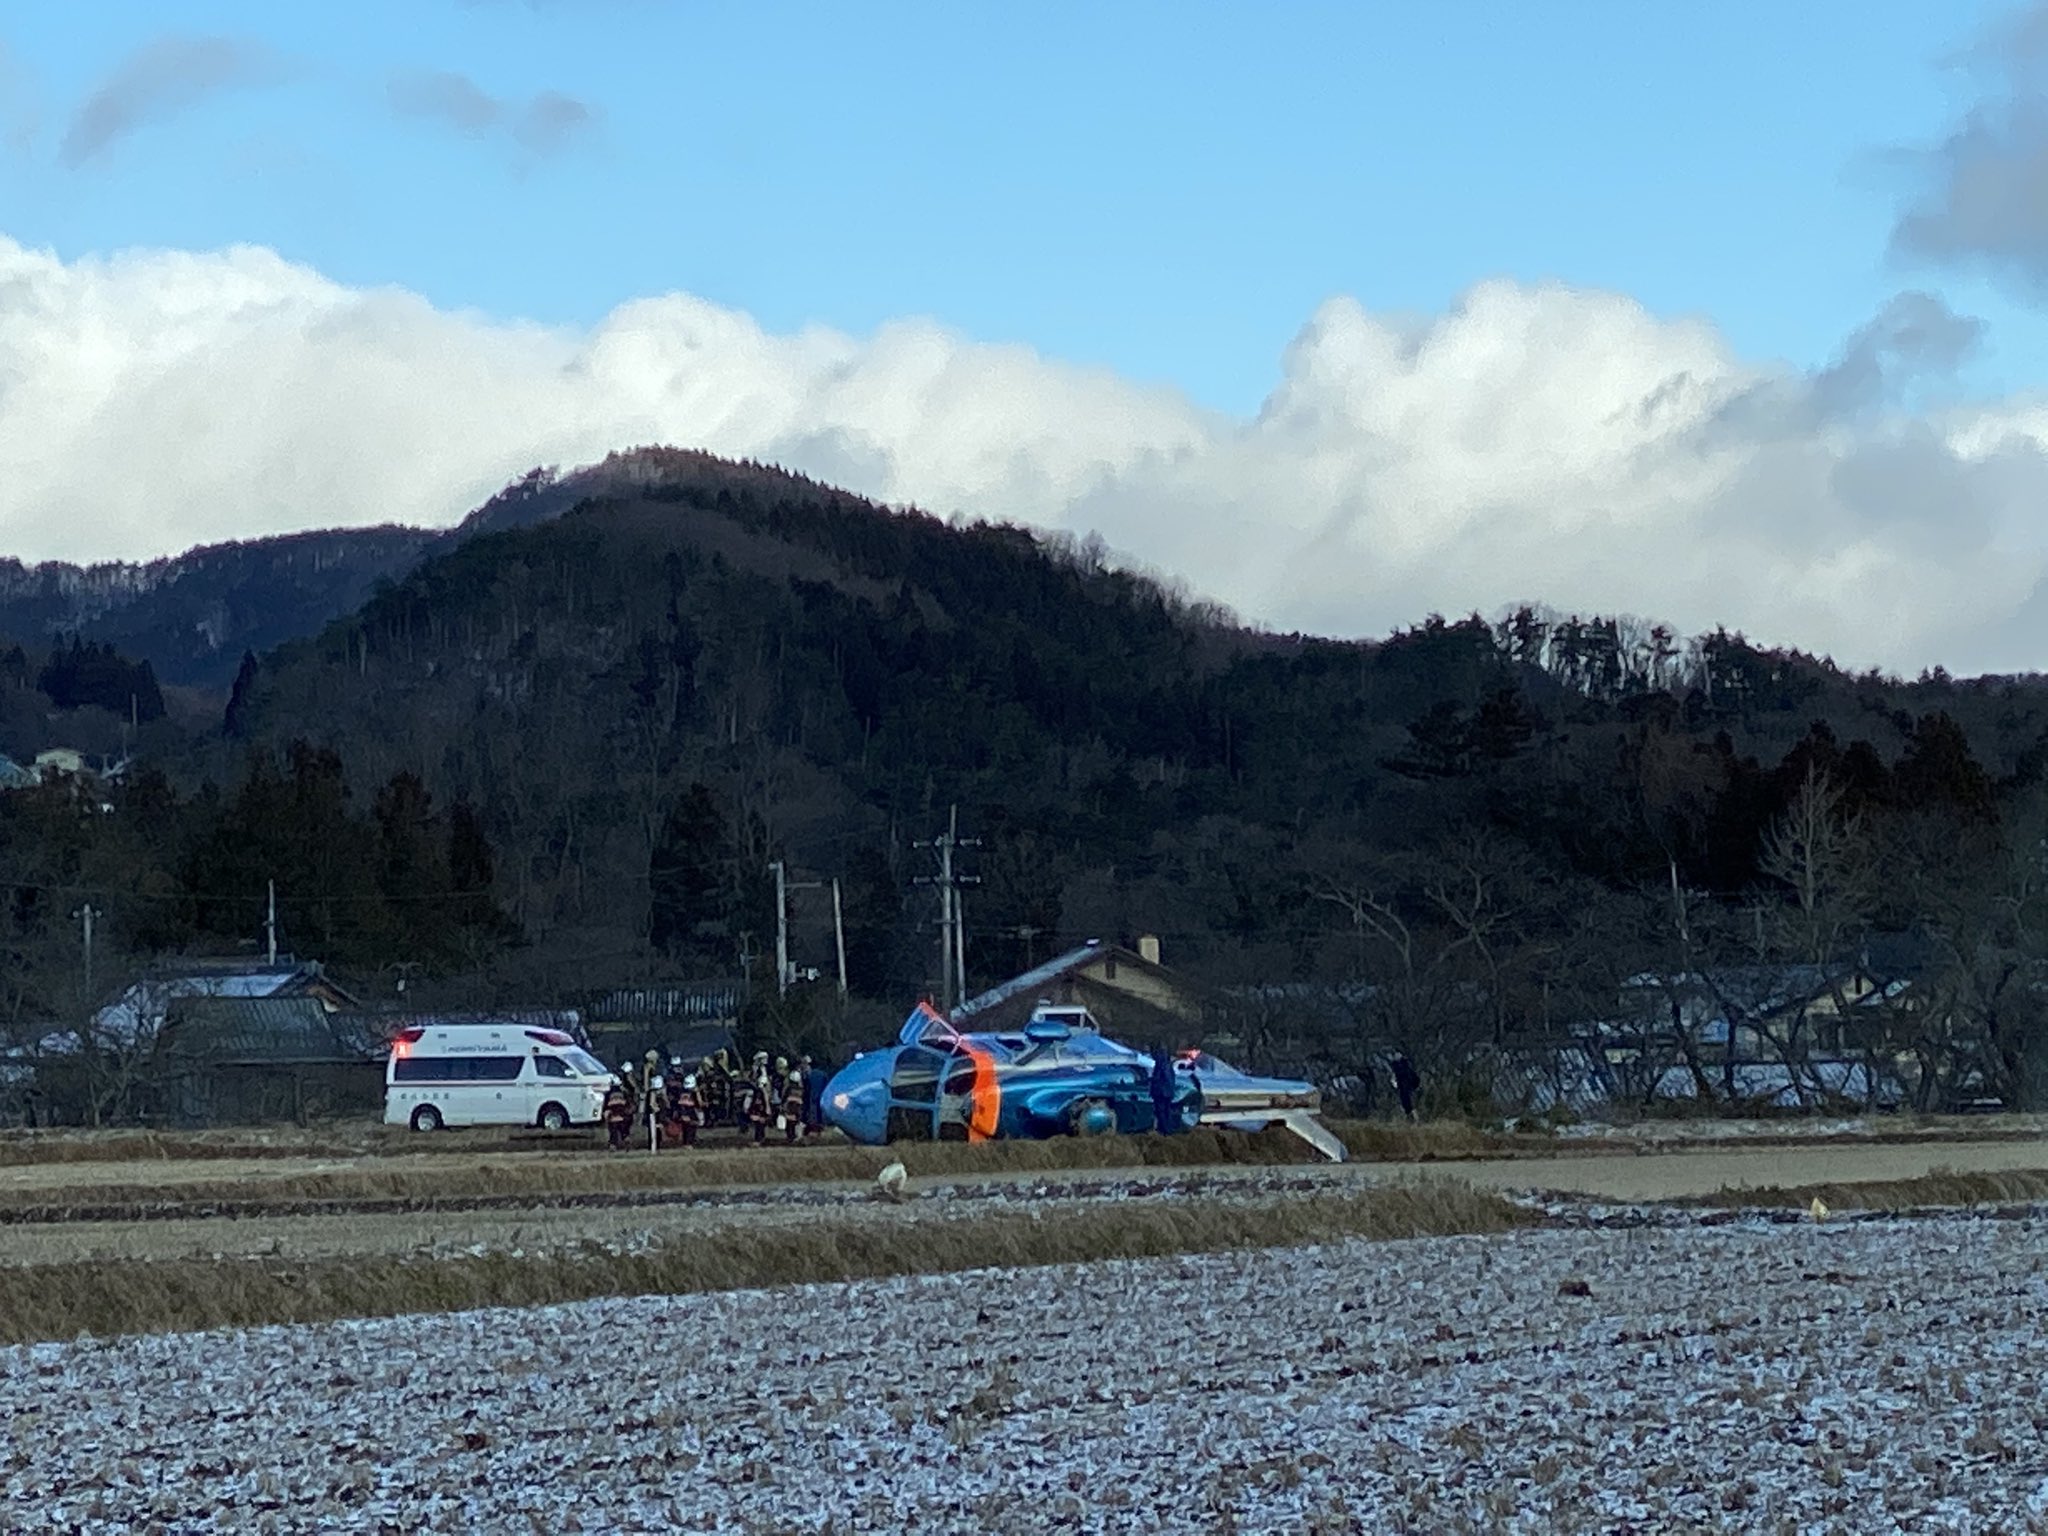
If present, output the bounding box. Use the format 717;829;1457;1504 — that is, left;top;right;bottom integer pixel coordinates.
0;743;518;1038
12;450;2048;1111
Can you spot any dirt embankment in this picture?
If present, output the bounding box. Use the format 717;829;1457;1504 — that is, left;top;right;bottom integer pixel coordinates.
4;1125;2047;1226
0;1179;1530;1341
1;1124;2046;1341
0;1134;2042;1274
1414;1137;2048;1202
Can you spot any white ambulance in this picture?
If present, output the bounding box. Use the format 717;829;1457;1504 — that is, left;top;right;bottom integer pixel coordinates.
384;1023;614;1131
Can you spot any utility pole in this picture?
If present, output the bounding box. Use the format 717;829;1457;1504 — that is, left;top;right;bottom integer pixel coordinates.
265;880;279;967
771;860;789;997
770;860;826;996
831;877;848;1000
737;931;759;998
74;903;100;999
953;881;967;1008
915;820;952;1009
939;811;956;1009
914;806;980;1010
952;808;979;1006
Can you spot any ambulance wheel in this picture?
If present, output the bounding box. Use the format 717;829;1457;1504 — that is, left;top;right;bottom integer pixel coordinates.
536;1102;571;1132
409;1104;444;1133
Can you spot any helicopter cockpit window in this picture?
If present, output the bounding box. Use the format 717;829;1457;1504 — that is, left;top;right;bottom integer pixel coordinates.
890;1047;945;1104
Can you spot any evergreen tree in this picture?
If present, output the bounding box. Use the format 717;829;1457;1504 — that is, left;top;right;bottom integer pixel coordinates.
648;782;735;965
223;651;259;738
372;772;447;957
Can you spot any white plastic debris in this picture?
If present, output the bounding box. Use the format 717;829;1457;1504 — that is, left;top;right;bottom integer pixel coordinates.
875;1161;908;1201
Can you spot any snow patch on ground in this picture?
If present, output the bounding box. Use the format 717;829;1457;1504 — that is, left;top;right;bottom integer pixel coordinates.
1547;1113;2048;1144
5;1218;2047;1531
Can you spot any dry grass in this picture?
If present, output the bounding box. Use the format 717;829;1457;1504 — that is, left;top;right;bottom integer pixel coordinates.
0;1113;1534;1168
0;1182;1528;1344
0;1129;1288;1214
1697;1165;2048;1213
0;1123;562;1166
6;1107;2043;1172
1337;1118;1514;1160
0;1128;375;1166
0;1122;1538;1221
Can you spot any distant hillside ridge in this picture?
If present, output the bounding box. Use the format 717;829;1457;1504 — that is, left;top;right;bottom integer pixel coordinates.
0;527;436;691
0;449;950;691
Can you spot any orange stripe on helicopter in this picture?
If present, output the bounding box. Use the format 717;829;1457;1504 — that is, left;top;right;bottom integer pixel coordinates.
960;1039;1001;1142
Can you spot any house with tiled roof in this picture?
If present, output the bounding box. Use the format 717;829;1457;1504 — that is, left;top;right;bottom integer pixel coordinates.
951;936;1210;1039
152;995;388;1125
83;957;361;1052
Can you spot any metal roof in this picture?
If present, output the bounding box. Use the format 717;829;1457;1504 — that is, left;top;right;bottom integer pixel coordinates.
159;997;386;1064
583;986;744;1022
92;963;351;1047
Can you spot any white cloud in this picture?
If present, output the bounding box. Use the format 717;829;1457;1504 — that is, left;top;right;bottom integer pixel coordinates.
1;232;2045;674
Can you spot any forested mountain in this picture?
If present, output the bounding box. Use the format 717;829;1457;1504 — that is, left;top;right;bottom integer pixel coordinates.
0;464;602;692
10;446;2048;1109
0;528;436;691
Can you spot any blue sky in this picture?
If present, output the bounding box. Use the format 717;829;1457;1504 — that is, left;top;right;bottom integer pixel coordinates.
1;0;2035;414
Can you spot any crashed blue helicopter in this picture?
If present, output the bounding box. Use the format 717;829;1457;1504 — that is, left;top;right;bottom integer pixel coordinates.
821;1000;1347;1162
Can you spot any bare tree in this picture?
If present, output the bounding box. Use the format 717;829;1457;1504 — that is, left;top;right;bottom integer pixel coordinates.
1417;829;1552;1047
1310;843;1513;1092
1743;765;1877;1105
1889;801;2048;1110
1610;870;1732;1105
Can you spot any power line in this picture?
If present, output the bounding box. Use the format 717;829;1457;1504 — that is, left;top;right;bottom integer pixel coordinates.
0;878;518;906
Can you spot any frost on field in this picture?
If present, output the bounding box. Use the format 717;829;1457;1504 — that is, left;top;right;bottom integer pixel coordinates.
5;1219;2048;1532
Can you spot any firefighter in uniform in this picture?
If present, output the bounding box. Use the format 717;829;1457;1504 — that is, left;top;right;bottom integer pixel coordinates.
617;1062;639;1120
746;1051;773;1144
779;1058;807;1143
706;1049;737;1129
635;1051;666;1151
665;1071;702;1148
728;1060;754;1139
602;1077;632;1150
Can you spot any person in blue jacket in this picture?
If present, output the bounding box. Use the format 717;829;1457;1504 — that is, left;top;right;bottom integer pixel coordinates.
800;1053;825;1132
1149;1042;1181;1133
